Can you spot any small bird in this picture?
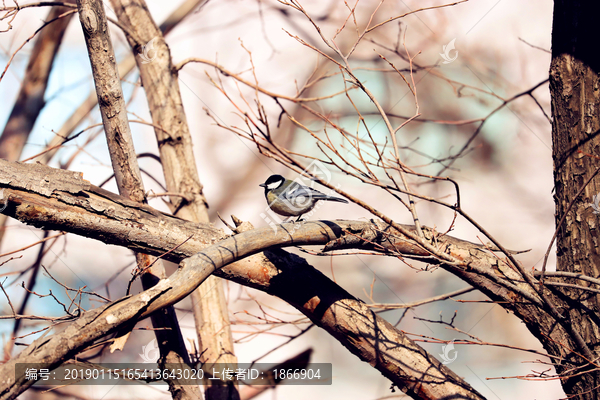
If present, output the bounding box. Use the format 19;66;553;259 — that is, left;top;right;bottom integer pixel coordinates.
259;174;348;220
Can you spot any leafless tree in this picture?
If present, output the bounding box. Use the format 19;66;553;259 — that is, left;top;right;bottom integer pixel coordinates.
0;0;597;399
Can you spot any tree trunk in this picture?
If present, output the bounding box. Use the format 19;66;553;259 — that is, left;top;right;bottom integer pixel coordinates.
550;0;600;397
106;1;238;398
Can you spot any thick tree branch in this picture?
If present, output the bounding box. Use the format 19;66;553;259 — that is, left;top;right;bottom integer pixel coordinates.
0;222;486;400
75;0;201;397
0;159;488;400
107;2;238;398
0;159;591;398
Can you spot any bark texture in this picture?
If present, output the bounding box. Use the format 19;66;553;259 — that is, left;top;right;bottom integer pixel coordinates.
37;0;204;165
76;0;144;202
0;160;489;400
4;156;600;398
107;2;237;398
550;0;600;397
0;160;589;369
109;0;208;222
76;1;201;397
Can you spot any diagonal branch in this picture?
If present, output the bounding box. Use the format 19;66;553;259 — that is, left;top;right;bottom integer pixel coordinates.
0;221;486;400
0;159;490;400
0;159;588;399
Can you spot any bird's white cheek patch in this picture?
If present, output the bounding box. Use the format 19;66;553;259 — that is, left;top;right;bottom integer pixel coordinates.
267;182;281;190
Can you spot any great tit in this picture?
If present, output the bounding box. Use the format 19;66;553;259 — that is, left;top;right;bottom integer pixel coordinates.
259;174;348;220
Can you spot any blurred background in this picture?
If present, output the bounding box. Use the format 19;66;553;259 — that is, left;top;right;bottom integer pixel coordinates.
0;0;559;398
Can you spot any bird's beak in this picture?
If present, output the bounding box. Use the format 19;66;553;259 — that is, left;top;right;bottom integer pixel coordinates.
259;183;266;187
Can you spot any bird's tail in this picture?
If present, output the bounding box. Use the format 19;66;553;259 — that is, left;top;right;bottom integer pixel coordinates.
324;196;349;203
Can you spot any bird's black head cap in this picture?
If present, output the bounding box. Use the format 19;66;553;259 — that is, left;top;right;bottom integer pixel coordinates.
259;174;285;189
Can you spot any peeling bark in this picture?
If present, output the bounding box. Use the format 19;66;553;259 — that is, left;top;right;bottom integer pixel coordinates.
2;159;597;399
550;0;600;397
0;160;486;400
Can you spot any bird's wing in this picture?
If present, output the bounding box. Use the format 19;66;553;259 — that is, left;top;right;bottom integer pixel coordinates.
283;183;329;200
